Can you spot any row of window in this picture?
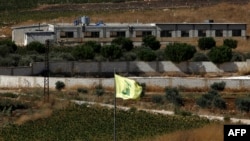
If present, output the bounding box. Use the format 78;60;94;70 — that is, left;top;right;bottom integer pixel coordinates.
60;30;242;38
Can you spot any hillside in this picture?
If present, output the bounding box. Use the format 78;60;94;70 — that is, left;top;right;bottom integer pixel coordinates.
1;0;250;51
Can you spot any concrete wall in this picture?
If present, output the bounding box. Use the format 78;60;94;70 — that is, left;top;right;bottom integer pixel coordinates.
0;75;249;90
0;60;249;76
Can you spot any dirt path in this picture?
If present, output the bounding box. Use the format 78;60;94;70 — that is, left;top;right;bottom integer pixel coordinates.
73;100;250;125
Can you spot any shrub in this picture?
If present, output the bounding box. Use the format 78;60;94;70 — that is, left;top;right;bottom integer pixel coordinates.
231;52;246;61
55;81;65;91
165;87;184;107
198;37;216;50
142;35;161;50
196;90;226;109
0;39;17;53
77;88;88;94
165;43;196;63
111;37;134;51
26;41;45;53
122;52;137;61
94;85;105;96
191;52;209;61
223;38;238;49
0;45;13;57
100;44;122;60
72;44;95;60
152;95;164;104
208;46;232;64
235;97;250;112
210;81;226;91
140;83;146;98
137;48;157;61
84;41;101;53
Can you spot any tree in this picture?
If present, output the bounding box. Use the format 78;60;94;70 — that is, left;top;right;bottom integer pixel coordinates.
198;37;216;50
223;38;238;49
208;46;232;64
111;37;134;51
164;43;196;63
142;35;161;50
72;44;95;60
100;44;122;60
137;47;157;61
26;41;45;53
84;41;101;53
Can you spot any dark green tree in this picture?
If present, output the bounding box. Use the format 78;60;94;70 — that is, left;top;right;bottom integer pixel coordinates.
164;43;196;63
84;41;101;53
142;35;161;50
137;47;157;61
223;38;238;49
198;37;216;50
100;44;122;60
111;37;134;51
26;41;45;54
208;46;232;64
72;44;95;60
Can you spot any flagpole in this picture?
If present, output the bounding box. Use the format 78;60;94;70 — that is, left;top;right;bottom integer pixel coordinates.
114;70;117;141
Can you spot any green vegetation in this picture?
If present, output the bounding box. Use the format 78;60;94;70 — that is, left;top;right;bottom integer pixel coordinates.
208;46;232;64
165;87;184;107
198;37;216;50
142;35;161;50
210;81;226;91
235;96;250;112
164;43;196;63
55;81;66;91
0;103;213;141
196;90;226;109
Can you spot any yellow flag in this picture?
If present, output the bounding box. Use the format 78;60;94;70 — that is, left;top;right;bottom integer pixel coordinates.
114;74;142;100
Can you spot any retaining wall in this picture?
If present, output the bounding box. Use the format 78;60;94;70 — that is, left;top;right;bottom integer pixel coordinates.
0;60;249;76
0;75;249;90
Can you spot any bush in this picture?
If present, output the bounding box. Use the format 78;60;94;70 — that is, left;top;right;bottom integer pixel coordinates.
94;85;105;96
140;83;146;98
198;37;216;50
142;35;161;50
210;81;226;91
235;97;250;112
165;43;196;63
152;95;164;104
111;37;134;51
191;52;209;61
55;81;65;91
223;38;238;49
100;44;122;60
231;52;246;61
26;41;45;53
196;90;226;109
77;88;88;94
0;39;17;53
84;41;101;53
72;44;95;60
137;48;157;61
208;46;232;64
165;87;184;107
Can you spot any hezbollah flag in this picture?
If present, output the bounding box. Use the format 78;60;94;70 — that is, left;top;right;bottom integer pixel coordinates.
114;74;142;100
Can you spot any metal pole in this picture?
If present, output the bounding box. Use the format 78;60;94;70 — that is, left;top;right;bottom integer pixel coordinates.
114;71;117;141
44;39;50;102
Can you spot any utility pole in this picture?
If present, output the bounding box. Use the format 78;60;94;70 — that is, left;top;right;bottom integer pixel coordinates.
44;39;50;102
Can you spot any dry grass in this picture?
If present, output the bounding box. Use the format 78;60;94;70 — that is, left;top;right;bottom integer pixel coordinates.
142;123;224;141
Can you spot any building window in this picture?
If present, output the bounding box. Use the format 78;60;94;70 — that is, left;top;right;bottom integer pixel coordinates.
160;30;172;37
198;30;206;37
60;31;74;38
85;32;100;38
232;30;241;37
110;31;125;37
181;30;189;37
136;31;152;37
215;30;223;37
